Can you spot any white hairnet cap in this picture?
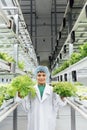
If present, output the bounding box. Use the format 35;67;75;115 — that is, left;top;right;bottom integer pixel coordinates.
35;65;50;83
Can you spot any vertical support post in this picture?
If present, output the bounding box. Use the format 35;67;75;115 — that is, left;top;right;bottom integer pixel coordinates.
14;14;19;35
13;43;19;67
30;0;33;40
68;6;73;82
35;13;37;54
12;9;19;130
11;62;17;130
13;108;17;130
14;10;19;66
71;107;76;130
68;8;72;34
54;0;57;41
69;43;73;58
51;12;53;53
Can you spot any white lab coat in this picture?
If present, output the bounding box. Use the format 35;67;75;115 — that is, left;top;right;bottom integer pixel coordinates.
16;84;66;130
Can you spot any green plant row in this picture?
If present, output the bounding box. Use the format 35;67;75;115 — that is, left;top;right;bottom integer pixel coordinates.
52;42;87;76
0;52;15;63
0;52;25;70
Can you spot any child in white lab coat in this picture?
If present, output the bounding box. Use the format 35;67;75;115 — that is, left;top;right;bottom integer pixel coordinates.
17;65;66;130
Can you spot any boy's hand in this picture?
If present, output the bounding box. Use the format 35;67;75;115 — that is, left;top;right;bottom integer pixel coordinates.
18;92;22;98
61;96;65;101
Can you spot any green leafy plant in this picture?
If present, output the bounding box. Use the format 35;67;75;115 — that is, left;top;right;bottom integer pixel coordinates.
79;43;87;58
0;84;7;106
6;84;17;98
52;82;77;97
76;85;87;100
0;83;15;106
73;82;83;86
0;52;15;63
52;60;70;76
11;75;36;98
69;52;82;65
0;95;4;106
18;61;25;70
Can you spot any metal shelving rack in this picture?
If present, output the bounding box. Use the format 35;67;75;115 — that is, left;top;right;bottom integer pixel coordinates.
0;102;19;122
52;57;87;85
66;98;87;130
0;0;37;130
0;0;38;75
51;0;86;70
51;1;87;85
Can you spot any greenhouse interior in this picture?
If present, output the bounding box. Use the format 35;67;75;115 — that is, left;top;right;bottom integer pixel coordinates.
0;0;87;130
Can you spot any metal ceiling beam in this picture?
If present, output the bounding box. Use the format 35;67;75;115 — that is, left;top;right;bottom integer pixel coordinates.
26;23;60;27
51;11;65;13
23;12;36;14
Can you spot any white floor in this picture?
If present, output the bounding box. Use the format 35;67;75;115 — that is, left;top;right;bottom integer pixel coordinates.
0;105;87;130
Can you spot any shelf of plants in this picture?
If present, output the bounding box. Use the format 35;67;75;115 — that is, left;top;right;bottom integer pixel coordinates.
52;57;87;82
0;0;37;119
52;2;87;85
51;0;86;69
0;0;38;74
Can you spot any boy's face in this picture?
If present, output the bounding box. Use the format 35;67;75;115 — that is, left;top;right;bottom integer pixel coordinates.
37;72;46;85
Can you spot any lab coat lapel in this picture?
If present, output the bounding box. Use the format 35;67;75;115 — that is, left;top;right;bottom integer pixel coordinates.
34;84;41;101
41;84;51;103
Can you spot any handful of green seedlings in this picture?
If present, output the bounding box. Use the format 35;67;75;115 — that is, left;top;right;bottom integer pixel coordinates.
52;82;77;97
8;75;36;98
